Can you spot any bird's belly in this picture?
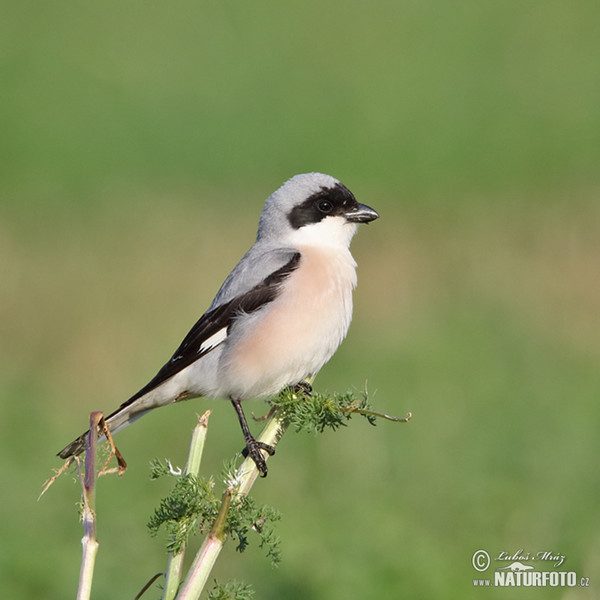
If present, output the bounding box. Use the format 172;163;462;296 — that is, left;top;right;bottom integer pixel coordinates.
220;246;356;399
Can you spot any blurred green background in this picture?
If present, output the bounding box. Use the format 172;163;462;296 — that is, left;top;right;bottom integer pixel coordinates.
2;1;599;598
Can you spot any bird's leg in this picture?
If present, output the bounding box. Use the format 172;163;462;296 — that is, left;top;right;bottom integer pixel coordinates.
230;397;275;477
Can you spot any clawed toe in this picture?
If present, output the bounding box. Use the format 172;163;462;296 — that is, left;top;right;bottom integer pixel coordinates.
241;438;275;477
293;381;313;396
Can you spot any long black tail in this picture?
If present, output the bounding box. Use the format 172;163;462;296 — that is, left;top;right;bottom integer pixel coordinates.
57;431;89;459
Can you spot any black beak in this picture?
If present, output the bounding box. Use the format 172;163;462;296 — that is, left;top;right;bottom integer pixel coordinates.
345;202;380;223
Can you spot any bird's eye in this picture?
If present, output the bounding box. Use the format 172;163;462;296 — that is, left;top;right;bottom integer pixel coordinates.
317;199;333;213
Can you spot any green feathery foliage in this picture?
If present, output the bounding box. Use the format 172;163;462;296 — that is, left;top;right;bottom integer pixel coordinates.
268;386;378;433
227;496;281;564
147;470;218;554
147;459;281;564
207;580;255;600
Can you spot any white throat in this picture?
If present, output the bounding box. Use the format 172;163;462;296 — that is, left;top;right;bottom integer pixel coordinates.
283;216;358;249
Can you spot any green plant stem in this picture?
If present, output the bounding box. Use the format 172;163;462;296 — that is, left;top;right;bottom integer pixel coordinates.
162;411;211;600
175;489;232;600
175;409;286;600
77;412;102;600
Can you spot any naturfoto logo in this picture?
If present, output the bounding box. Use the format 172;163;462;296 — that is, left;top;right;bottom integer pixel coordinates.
471;549;590;589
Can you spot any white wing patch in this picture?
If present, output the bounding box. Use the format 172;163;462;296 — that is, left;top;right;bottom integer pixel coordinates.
199;327;228;354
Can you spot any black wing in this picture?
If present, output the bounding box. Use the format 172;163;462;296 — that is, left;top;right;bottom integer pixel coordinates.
118;251;302;407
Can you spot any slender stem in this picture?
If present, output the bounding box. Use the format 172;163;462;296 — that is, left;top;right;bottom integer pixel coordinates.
77;412;103;600
162;411;211;600
347;407;412;423
163;552;185;600
175;409;287;600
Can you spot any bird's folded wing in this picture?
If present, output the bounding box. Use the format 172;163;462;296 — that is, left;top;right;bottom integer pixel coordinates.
122;250;301;405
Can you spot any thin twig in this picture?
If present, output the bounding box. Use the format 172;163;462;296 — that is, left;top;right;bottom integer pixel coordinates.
346;407;413;422
39;456;75;499
134;573;165;600
98;416;127;476
77;411;103;600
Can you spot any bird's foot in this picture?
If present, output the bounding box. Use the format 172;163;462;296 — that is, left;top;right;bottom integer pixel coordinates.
293;380;313;396
242;437;275;477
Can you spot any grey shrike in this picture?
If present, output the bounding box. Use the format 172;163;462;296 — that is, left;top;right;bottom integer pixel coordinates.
58;172;379;476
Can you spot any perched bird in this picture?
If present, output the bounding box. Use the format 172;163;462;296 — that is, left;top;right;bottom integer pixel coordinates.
58;173;379;476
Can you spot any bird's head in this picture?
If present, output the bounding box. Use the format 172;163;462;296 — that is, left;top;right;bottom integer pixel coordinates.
257;172;379;248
